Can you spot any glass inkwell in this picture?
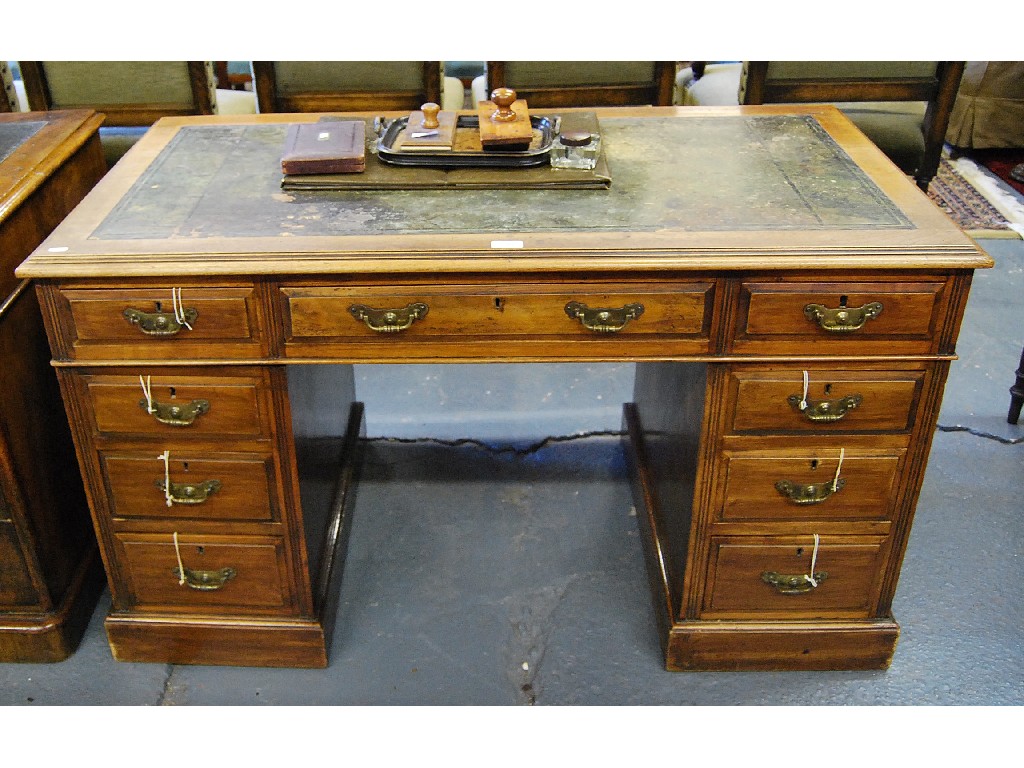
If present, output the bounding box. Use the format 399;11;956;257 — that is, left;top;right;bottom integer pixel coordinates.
549;130;600;170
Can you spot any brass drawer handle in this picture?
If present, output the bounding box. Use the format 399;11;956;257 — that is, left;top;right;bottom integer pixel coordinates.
138;398;210;426
775;477;845;504
564;301;644;333
155;478;222;504
803;301;882;332
123;307;198;336
787;393;862;422
173;566;237;591
349;302;428;333
760;571;829;594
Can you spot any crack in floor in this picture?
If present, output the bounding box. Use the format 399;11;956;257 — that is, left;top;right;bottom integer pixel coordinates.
936;424;1023;445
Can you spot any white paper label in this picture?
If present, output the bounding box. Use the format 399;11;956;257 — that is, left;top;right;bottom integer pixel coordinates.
490;240;524;249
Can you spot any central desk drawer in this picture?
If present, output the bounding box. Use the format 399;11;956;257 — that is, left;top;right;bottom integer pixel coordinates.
280;282;714;359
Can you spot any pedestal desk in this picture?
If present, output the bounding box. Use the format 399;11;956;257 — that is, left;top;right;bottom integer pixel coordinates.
1;109;106;661
16;106;992;670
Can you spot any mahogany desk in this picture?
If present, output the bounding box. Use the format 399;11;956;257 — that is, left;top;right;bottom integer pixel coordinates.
16;106;992;670
1;110;106;661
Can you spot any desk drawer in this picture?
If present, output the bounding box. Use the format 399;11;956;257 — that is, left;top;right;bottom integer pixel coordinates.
84;372;272;439
731;279;947;355
281;282;714;359
114;532;294;614
719;450;904;524
55;285;265;360
702;535;887;619
100;452;277;524
727;367;926;434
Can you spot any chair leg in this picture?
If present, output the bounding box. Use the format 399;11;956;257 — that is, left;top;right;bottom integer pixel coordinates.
1009;345;1024;425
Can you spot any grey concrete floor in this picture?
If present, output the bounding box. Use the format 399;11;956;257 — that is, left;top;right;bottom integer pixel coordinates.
2;241;1021;714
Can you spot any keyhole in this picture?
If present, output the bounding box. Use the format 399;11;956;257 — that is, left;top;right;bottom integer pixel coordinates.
839;295;848;307
196;546;205;555
169;387;177;399
494;297;505;311
824;383;832;395
182;462;189;472
810;459;819;470
154;301;163;312
796;547;804;556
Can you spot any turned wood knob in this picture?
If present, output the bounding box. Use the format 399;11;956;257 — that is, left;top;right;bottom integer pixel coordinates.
490;88;518;122
420;102;440;129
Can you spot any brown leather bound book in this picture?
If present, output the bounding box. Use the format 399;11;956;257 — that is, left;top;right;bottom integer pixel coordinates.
281;121;365;174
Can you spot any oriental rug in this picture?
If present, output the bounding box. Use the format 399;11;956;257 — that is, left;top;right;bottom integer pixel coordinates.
927;156;1024;239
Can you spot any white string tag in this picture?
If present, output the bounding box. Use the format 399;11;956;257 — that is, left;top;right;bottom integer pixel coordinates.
172;287;193;331
173;531;186;585
805;533;821;587
159;450;173;507
800;370;810;411
832;447;845;492
139;375;156;414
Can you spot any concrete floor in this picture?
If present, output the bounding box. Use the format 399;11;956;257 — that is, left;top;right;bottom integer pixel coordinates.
2;241;1021;711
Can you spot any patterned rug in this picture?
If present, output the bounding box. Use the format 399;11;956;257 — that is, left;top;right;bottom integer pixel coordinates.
927;157;1022;239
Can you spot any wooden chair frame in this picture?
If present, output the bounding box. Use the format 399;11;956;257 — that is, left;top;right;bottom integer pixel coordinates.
740;61;966;190
18;62;215;126
483;61;676;108
252;62;442;113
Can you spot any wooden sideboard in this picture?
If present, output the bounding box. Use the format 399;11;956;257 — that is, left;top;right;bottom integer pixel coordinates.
1;110;107;661
16;106;992;670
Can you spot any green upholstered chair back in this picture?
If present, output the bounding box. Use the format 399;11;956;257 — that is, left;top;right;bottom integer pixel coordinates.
736;61;965;191
252;61;445;112
18;61;217;125
481;61;676;107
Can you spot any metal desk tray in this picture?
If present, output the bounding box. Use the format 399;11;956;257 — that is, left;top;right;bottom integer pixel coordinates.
374;114;561;168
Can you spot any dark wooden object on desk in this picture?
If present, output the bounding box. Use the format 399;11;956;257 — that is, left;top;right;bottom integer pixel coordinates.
16;106;990;671
0;110;106;662
477;88;533;149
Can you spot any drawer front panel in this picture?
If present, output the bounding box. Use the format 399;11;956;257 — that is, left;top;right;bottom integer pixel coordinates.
728;368;925;433
703;535;887;618
115;533;293;613
58;286;263;359
720;451;904;523
100;453;277;523
85;374;270;439
732;280;946;354
281;282;714;357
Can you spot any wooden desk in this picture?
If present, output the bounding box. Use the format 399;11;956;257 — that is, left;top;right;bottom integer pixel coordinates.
16;106;992;670
1;110;106;661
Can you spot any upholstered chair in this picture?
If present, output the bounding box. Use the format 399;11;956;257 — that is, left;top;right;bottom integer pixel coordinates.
18;61;256;167
470;61;676;108
677;61;965;190
252;62;464;113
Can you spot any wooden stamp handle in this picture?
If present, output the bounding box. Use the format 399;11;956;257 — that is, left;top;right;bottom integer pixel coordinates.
420;102;440;129
490;88;518;122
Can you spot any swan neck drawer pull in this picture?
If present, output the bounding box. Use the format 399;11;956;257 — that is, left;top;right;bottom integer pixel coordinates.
138;398;210;426
173;566;236;591
349;302;429;333
123;307;198;336
787;393;863;422
564;301;644;333
803;301;882;332
760;571;829;594
775;477;845;504
155;478;222;504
